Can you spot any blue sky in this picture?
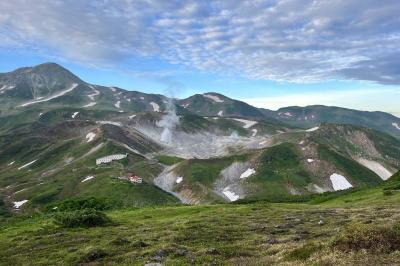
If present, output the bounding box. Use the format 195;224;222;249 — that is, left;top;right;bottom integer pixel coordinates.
0;0;399;115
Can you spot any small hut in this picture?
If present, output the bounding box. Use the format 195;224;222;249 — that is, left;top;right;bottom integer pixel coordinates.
127;172;142;184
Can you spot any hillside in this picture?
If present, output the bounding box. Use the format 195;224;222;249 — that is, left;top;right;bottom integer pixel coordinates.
0;171;399;265
269;105;400;139
0;63;399;212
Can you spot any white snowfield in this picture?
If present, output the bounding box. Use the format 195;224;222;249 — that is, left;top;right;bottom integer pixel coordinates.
311;184;326;193
96;121;122;127
392;122;400;130
150;102;160;112
251;128;258;137
81;175;95;182
96;154;127;165
357;158;392;180
330;173;353;191
18;160;37;170
13;200;28;209
223;187;240;201
0;84;16;94
203;94;224;103
86;132;96;142
19;83;79;107
307;159;314;163
278;112;292;117
71;112;79;118
218;110;223;117
115;101;121;108
232;118;258;129
176;176;183;184
84;86;100;107
83;102;96;107
306;126;319;132
240;168;256;179
88;85;100;101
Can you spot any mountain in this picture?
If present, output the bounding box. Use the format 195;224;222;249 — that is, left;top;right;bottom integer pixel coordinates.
268;105;400;139
0;63;399;211
154;123;399;204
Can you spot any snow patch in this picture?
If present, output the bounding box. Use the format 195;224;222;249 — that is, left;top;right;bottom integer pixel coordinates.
330;173;353;191
129;114;137;119
357;158;392;180
218;110;223;117
115;101;121;108
83;102;96;107
13;200;28;209
96;121;122;127
306;126;319;132
176;176;183;184
232;118;258;129
392;122;400;130
0;84;16;93
204;94;224;103
81;176;95;183
307;159;314;163
8;161;15;166
150;102;160;112
88;85;100;101
86;132;96;143
71;112;79;118
240;168;256;179
18;160;37;170
223;187;240;201
299;140;305;145
110;87;117;92
251;128;258;137
19;83;79;107
278;112;292;117
310;184;326;194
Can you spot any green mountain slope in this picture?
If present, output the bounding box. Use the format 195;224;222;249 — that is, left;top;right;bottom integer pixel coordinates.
269;105;400;139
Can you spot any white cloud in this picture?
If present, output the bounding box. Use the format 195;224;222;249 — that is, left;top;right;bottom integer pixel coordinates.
0;0;399;84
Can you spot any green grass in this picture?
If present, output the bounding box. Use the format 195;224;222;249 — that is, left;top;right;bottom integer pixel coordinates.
1;196;400;265
318;144;382;186
154;155;184;166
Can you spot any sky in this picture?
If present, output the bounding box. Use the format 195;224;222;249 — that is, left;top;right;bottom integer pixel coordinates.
0;0;399;116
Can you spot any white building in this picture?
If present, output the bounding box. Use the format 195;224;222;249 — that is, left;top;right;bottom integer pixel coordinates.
96;153;128;165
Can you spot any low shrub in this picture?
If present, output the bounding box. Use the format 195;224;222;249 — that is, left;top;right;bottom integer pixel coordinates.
48;197;116;212
53;209;111;228
285;243;322;261
332;222;400;253
80;248;108;262
383;190;394;196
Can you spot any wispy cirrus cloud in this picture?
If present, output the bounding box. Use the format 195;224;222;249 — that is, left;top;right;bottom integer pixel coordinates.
0;0;400;84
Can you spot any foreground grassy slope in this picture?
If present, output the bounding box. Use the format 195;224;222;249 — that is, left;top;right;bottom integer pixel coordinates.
0;172;399;265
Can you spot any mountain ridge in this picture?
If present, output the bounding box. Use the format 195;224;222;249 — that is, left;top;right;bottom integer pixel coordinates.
1;62;399;139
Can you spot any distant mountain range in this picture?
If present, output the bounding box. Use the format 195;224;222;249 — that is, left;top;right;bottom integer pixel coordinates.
0;63;399;211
